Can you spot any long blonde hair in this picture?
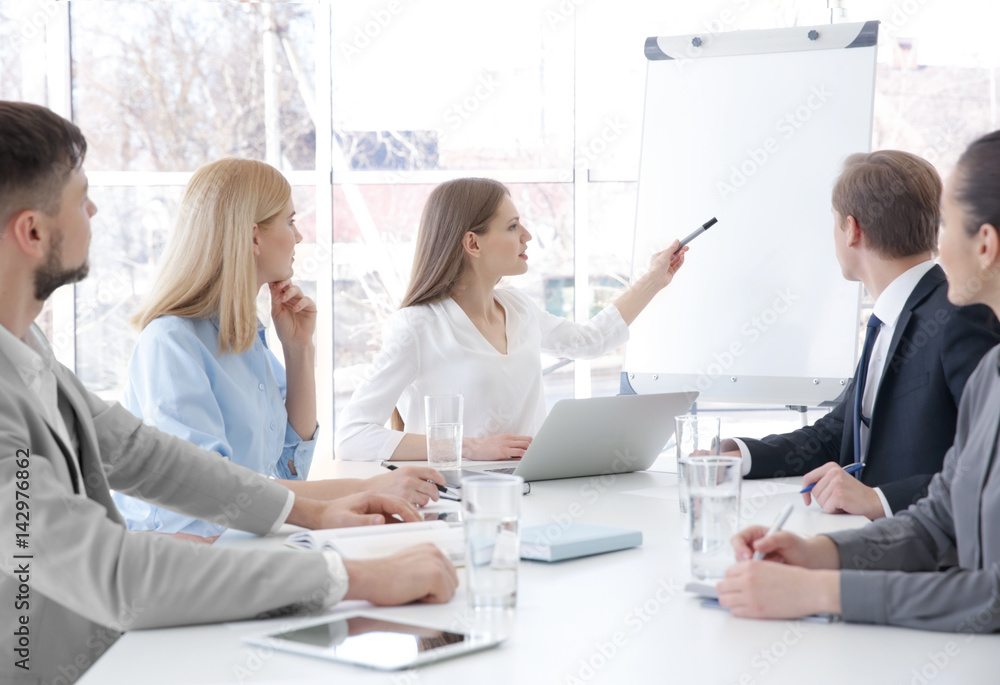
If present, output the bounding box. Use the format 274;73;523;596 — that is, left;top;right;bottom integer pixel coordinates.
131;158;291;354
399;177;509;308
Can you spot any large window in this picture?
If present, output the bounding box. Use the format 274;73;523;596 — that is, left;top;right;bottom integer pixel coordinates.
6;0;999;475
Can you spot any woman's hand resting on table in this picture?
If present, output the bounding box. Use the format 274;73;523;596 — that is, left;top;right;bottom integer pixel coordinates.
463;434;532;460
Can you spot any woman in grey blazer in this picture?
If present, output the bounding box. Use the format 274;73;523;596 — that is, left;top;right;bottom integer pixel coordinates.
717;130;1000;632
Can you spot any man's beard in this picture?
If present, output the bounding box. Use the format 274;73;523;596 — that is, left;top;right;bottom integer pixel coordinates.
34;229;89;301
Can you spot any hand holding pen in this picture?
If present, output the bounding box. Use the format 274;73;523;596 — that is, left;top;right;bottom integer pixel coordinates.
801;462;864;494
383;464;461;502
384;464;447;493
364;463;452;506
799;461;885;519
676;217;718;251
752;503;794;561
730;504;839;567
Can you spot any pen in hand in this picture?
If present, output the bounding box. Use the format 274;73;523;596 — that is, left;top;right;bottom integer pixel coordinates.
384;463;449;493
676;217;718;251
799;462;865;494
752;502;794;561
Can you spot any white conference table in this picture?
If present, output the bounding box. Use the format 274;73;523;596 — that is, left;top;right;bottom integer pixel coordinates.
81;459;997;685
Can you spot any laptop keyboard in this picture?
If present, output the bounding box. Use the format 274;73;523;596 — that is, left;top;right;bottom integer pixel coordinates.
485;467;517;474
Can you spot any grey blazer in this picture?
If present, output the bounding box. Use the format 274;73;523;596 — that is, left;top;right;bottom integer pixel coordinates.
828;343;1000;632
0;344;332;684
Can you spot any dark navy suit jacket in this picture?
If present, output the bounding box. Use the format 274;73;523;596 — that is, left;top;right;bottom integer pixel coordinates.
742;265;1000;512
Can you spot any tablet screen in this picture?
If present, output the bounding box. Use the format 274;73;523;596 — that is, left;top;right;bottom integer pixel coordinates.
272;616;466;665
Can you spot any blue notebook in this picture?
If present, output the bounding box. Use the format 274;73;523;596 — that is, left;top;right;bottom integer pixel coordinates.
519;524;642;562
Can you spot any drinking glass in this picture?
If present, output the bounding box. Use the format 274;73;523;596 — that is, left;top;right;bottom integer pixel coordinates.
462;474;523;610
425;394;463;471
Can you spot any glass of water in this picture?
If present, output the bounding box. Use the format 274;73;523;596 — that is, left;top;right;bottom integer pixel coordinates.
685;456;741;580
462;474;523;610
425;394;463;471
675;415;721;528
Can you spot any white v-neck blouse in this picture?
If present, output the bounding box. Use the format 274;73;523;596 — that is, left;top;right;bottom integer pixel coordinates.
335;287;629;461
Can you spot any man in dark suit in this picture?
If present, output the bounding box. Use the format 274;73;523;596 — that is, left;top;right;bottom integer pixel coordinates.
720;150;1000;520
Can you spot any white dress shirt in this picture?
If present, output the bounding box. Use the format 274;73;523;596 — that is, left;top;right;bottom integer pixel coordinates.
735;260;937;518
335;287;630;461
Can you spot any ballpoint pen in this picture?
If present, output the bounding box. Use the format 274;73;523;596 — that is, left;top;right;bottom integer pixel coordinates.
800;462;865;494
752;502;794;561
384;463;449;493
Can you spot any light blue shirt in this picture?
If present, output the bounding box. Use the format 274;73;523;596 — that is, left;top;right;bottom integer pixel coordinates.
113;315;317;537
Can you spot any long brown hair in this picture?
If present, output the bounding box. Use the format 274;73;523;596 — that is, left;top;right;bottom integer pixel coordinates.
391;178;509;430
399;177;509;308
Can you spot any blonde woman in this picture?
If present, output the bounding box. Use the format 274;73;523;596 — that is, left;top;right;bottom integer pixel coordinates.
335;178;687;462
113;158;444;539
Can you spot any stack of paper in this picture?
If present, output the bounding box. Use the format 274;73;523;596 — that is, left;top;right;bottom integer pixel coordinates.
286;521;465;566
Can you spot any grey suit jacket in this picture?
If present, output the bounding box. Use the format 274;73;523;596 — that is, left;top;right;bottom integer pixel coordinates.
0;341;332;684
828;343;1000;632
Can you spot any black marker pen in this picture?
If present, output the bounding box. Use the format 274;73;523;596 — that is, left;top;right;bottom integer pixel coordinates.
677;217;718;250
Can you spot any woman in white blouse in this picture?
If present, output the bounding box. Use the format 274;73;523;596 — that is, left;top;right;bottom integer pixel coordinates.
335;178;687;462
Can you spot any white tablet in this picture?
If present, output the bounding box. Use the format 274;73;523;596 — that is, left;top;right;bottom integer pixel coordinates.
243;613;503;670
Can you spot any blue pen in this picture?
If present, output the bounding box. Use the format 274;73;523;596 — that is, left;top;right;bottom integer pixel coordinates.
800;462;864;493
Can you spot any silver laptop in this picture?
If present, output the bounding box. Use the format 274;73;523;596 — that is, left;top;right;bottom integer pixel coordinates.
454;391;697;483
